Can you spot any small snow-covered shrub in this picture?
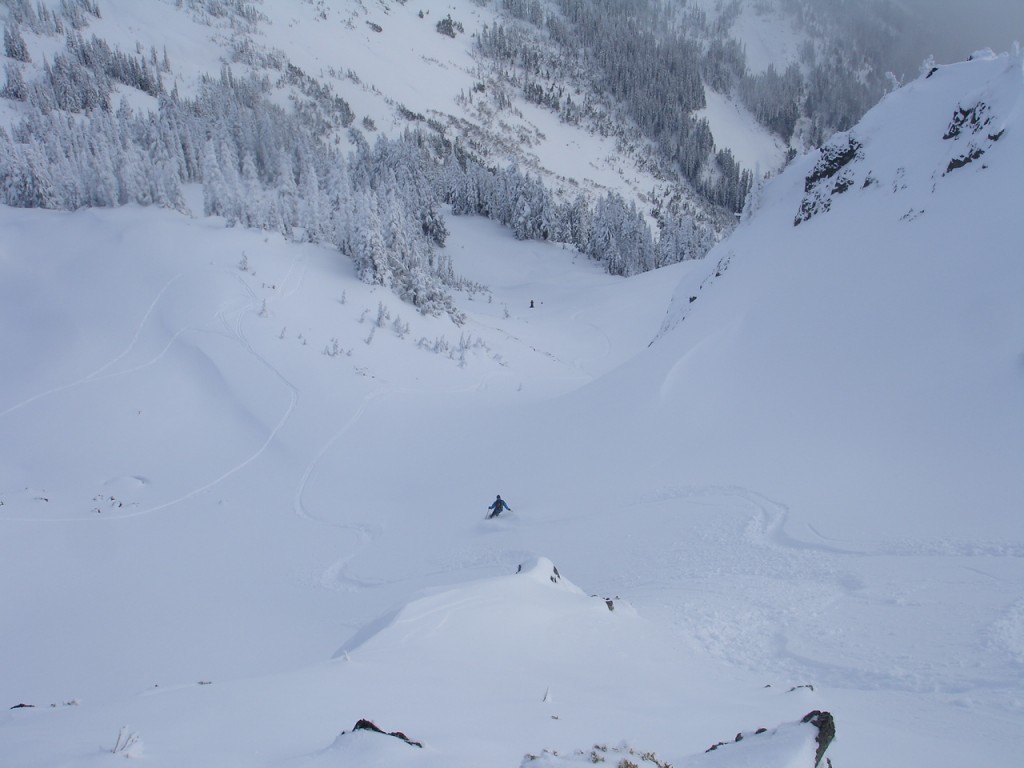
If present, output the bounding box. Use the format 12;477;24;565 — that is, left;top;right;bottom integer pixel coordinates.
110;725;143;757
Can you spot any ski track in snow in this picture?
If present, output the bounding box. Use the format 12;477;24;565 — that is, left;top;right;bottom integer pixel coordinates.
0;271;187;421
115;264;307;520
613;484;1024;697
2;238;1017;711
291;387;392;527
292;384;391;591
1;13;1022;766
318;521;388;591
293;368;513;592
0;259;303;523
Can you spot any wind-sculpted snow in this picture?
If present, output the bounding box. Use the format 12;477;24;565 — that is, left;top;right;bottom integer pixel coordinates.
334;557;603;658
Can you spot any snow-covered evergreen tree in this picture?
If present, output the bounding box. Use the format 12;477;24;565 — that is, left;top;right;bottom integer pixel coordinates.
3;22;31;62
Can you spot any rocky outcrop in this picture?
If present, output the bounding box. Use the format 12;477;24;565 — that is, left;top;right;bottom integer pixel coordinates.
942;101;1004;174
705;710;836;767
340;718;423;748
795;134;863;225
802;710;836;766
522;710;836;767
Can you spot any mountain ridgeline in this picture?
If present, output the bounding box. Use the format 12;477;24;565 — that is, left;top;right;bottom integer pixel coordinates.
0;0;946;315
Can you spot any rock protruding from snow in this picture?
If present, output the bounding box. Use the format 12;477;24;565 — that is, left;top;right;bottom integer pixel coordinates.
325;719;427;764
941;100;1004;174
341;719;422;748
789;50;1019;228
516;556;585;594
522;711;836;767
794;133;863;225
522;744;672;767
703;710;835;767
334;555;624;660
801;710;836;767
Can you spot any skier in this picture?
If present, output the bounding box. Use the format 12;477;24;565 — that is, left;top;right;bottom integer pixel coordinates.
487;494;512;518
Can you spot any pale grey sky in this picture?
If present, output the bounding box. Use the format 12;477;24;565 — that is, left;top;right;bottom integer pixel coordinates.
900;0;1024;64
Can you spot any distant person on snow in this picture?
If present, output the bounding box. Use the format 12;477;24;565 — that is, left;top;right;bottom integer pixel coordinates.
487;494;512;518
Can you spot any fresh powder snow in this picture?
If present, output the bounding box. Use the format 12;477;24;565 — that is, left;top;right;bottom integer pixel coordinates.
1;4;1022;768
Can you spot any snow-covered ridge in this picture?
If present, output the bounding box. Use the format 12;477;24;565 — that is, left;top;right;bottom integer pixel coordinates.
664;48;1024;333
794;49;1021;227
332;556;604;659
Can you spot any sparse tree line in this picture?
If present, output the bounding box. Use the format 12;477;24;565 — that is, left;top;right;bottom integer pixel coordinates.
0;0;714;318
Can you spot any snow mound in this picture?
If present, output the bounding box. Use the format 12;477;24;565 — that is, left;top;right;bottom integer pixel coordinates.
334;556;622;658
316;720;426;768
515;556;584;593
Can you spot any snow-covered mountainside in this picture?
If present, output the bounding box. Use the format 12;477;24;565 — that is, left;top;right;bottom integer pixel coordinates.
1;1;1023;767
1;0;957;283
650;49;1024;537
2;35;1022;768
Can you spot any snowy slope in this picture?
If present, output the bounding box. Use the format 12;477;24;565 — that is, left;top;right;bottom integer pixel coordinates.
726;0;806;75
1;10;1024;768
696;87;788;173
651;50;1024;541
0;0;789;210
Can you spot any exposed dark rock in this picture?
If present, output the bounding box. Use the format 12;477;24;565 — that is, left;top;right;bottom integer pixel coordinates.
831;172;854;194
705;710;835;767
943;102;993;140
946;147;985;173
795;134;863;225
795;194;831;224
942;101;1003;176
801;710;836;767
345;718;423;748
803;135;863;193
